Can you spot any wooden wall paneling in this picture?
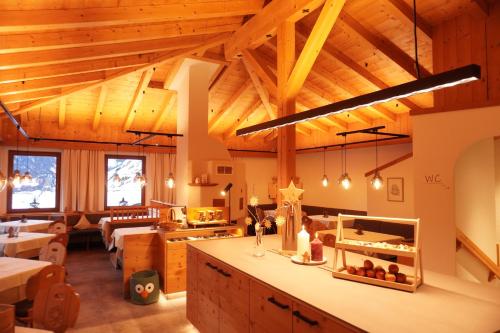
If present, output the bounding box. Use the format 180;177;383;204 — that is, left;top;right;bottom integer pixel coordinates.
0;1;264;32
92;85;108;131
487;3;500;102
58;97;66;129
224;98;262;139
122;69;154;131
242;55;276;119
384;0;433;39
151;92;177;132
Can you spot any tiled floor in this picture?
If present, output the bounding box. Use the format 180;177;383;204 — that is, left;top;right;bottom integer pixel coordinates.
65;248;198;333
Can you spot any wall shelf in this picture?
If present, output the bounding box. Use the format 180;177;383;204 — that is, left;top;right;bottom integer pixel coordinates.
187;183;218;187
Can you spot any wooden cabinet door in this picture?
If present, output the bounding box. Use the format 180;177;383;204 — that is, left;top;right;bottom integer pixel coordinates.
218;261;250;333
292;301;360;333
197;252;221;333
186;246;198;326
250;280;292;333
166;242;187;293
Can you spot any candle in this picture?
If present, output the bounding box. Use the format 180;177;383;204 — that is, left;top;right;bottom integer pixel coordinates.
297;226;310;258
310;232;323;261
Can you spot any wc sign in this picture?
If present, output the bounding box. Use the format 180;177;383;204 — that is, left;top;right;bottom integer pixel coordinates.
424;174;450;189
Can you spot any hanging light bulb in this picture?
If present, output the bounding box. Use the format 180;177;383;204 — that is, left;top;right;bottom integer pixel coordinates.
134;172;141;183
22;171;32;185
322;174;329;187
371;171;383;190
11;170;21;187
112;172;121;186
165;172;175;189
0;172;7;192
339;173;351;190
135;173;147;188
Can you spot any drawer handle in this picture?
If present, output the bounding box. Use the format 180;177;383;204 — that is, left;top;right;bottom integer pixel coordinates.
293;310;319;326
217;268;232;277
267;297;290;310
205;262;218;270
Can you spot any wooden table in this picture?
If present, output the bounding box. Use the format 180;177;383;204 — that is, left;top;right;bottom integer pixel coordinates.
0;220;52;233
0;257;51;304
109;226;157;251
309;215;354;228
0;233;55;258
317;228;404;244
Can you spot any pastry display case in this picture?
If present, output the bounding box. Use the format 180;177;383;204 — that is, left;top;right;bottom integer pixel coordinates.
186;207;228;228
332;214;422;292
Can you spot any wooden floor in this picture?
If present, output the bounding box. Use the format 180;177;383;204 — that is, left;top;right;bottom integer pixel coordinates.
65;247;198;333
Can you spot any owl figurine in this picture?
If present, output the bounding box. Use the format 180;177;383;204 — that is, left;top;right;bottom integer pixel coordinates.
130;270;160;305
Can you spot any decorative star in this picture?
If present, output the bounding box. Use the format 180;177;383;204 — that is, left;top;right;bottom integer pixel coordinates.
279;180;304;203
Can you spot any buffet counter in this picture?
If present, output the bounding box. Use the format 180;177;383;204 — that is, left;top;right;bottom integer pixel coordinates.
187;235;500;333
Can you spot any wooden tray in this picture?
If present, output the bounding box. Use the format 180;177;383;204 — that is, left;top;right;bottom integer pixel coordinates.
332;268;422;292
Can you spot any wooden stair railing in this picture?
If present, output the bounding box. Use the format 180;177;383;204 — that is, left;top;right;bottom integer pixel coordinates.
455;228;500;282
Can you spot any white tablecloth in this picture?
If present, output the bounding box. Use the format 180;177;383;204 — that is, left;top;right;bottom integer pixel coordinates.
308;215;354;228
109;227;157;251
98;215;154;229
0;220;52;233
0;257;51;302
0;233;55;257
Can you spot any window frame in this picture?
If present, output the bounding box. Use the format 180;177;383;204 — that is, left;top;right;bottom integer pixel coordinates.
104;154;146;209
7;150;61;213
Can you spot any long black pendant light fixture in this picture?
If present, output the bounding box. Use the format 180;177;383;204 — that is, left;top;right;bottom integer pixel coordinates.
236;64;480;136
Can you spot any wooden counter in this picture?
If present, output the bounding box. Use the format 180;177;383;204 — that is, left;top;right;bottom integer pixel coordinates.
187;235;500;333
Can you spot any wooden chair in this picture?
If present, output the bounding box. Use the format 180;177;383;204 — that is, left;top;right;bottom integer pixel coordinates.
50;233;69;247
39;242;67;266
48;221;67;234
0;304;15;332
32;283;80;333
15;264;65;326
302;216;328;241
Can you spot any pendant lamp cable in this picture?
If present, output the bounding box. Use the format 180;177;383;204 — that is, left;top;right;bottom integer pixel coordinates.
413;0;421;79
323;147;326;175
375;133;378;170
343;135;347;174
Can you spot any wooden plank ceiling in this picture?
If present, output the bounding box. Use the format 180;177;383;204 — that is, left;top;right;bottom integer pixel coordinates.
0;0;488;151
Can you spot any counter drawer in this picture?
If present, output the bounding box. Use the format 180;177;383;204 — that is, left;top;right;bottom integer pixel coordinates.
292;301;361;333
250;280;292;333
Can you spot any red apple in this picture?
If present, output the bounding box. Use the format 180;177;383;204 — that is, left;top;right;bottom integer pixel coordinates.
388;264;399;274
363;259;374;270
346;266;356;274
396;273;407;283
374;265;385;273
375;270;385;280
355;267;366;277
366;269;375;278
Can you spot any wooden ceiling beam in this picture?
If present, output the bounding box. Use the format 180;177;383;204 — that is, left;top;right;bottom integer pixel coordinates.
58;98;66;129
0;53;157;84
225;0;325;59
297;99;347;130
163;59;185;90
241;49;278;97
223;98;262;139
208;79;253;133
122;69;154;132
286;0;345;99
0;88;62;104
12;33;231;116
0;1;264;33
384;0;433;39
242;55;276;120
152;92;177;132
0;70;117;96
0;17;242;53
0;33;219;70
296;24;422;112
92;85;108;131
340;13;431;78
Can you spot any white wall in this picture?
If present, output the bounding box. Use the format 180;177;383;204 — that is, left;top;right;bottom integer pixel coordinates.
413;105;500;275
366;156;415;218
495;138;500;241
237;143;411;211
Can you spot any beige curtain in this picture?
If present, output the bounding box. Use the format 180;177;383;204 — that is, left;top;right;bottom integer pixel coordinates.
61;149;105;212
145;152;176;204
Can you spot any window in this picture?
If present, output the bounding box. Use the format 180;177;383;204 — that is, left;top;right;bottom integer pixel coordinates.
7;151;61;213
105;155;145;208
216;164;233;175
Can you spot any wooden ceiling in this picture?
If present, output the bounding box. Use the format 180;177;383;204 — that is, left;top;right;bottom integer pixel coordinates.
0;0;491;151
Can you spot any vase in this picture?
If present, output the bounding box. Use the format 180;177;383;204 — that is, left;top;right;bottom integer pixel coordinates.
253;227;265;257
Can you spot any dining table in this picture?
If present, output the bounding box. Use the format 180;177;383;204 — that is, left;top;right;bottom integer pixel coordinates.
0;257;51;304
0;220;53;233
0;232;55;258
309;214;354;228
